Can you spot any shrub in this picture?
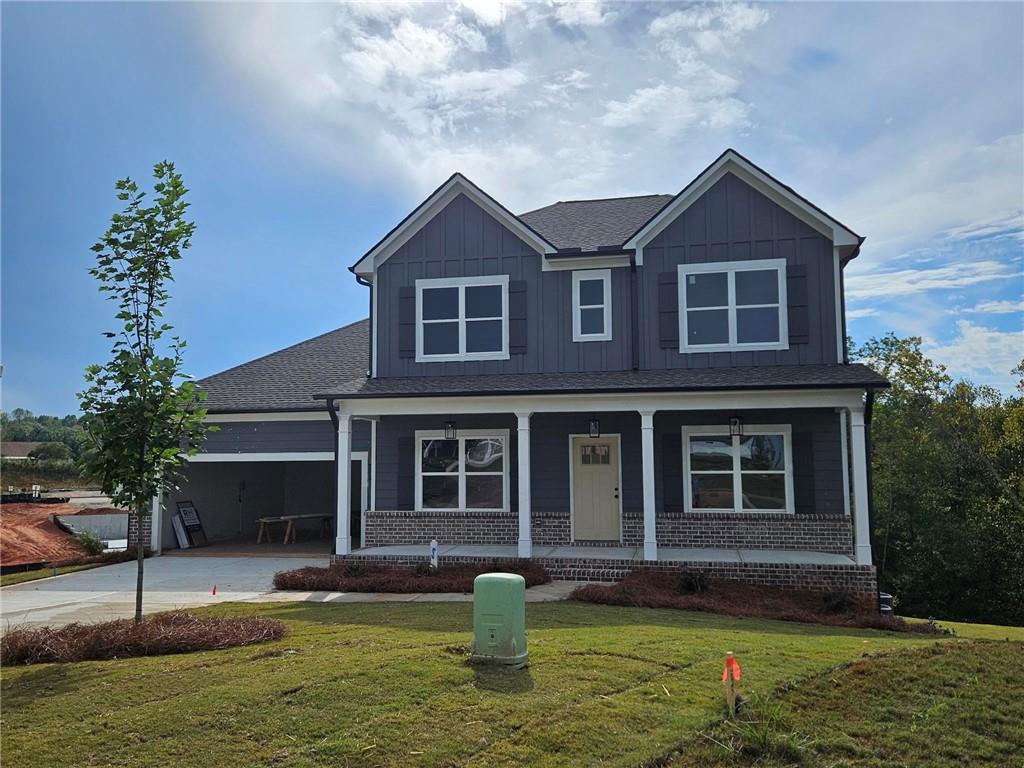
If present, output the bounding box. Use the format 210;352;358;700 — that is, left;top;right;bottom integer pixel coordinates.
823;589;855;614
677;569;709;595
571;569;952;634
0;612;285;666
274;560;551;593
74;531;106;556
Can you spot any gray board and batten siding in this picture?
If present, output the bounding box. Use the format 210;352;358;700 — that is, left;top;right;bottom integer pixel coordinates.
375;172;840;379
201;419;371;454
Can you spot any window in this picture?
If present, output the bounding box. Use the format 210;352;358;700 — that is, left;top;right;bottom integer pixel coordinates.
416;275;509;362
572;269;612;342
580;444;611;465
415;429;509;511
678;259;788;352
682;425;794;513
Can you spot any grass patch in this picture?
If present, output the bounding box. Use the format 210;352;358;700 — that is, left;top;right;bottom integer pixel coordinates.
0;563;101;587
273;559;551;592
2;601;1016;767
663;640;1023;767
572;570;947;634
1;612;285;665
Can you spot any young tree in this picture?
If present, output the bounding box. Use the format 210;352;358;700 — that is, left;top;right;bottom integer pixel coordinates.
78;161;210;624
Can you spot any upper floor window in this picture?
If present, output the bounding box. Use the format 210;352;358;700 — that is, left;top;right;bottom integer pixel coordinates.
416;275;509;362
572;269;612;342
677;259;788;353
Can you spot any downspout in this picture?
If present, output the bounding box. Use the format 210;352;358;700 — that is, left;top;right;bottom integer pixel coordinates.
629;255;640;371
864;388;879;605
356;274;373;377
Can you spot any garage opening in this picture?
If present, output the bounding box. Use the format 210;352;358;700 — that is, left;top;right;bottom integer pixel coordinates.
161;455;368;555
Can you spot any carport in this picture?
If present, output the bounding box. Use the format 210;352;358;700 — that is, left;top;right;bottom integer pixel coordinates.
153;415;372;554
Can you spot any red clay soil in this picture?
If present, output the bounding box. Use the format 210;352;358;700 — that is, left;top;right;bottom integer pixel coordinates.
0;503;122;567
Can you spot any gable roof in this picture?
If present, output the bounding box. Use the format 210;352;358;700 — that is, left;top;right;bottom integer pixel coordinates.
519;194;673;252
197;319;369;412
623;149;864;263
350;173;557;277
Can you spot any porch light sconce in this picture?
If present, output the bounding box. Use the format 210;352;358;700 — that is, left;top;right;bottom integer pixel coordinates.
444;419;457;440
729;416;743;437
588;414;601;438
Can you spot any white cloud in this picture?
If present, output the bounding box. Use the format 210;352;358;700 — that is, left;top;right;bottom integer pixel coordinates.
925;320;1023;391
846;307;879;319
961;299;1024;314
845;260;1016;300
552;1;614;28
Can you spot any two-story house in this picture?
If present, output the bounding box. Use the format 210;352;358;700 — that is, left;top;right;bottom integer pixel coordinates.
142;150;887;601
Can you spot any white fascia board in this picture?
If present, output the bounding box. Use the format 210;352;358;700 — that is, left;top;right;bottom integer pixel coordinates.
351;174;556;277
542;254;632;272
625;151;861;264
189;451;334;462
337;388;867;418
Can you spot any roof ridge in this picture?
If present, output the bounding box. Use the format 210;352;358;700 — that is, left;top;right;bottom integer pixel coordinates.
198;318;368;383
519;193;671;215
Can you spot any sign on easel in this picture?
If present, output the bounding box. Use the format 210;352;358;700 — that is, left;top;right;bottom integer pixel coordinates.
175;501;207;547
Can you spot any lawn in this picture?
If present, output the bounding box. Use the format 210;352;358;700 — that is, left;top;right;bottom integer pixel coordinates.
0;563;100;587
1;602;1020;768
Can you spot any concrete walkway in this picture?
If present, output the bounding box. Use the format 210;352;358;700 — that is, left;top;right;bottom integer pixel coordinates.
0;555;580;630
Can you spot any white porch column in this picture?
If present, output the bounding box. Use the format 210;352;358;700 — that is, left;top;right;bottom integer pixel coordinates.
849;407;872;566
516;411;532;559
149;490;163;554
639;410;657;562
336;410;353;556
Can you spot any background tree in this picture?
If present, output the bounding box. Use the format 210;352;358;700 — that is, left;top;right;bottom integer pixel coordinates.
27;442;71;461
78;161;210;624
854;335;1023;624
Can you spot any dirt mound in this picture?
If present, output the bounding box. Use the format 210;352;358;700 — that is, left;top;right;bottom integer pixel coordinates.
0;503;100;567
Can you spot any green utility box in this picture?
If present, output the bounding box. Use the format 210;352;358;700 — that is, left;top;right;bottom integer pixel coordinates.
470;573;528;668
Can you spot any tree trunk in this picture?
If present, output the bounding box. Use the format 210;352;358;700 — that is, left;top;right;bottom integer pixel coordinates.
135;502;146;624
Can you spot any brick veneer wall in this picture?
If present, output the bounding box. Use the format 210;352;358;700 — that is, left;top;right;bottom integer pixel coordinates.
364;510;517;547
657;513;853;555
336;551;878;605
127;511;151;549
367;509;852;554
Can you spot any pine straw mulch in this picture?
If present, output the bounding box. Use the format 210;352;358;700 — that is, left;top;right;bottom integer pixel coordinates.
273;559;551;593
571;570;950;635
1;612;285;666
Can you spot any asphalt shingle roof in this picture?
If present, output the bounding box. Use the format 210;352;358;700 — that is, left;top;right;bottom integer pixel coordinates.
321;364;888;400
198;320;369;412
518;194;673;252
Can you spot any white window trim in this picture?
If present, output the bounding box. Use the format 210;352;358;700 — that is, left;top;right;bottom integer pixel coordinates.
415;274;510;363
414;428;510;512
677;258;789;353
571;269;613;342
681;424;795;514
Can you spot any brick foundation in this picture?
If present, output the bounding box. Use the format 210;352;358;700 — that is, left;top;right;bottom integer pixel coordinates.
127;511;152;549
335;551;878;604
366;509;852;554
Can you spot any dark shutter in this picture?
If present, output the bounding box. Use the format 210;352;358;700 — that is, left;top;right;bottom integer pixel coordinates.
398;287;416;359
787;264;810;345
509;280;527;354
661;432;684;514
397;435;414;510
658;272;679;349
792;430;815;514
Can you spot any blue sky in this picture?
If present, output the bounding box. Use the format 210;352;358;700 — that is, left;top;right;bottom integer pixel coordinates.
2;1;1022;415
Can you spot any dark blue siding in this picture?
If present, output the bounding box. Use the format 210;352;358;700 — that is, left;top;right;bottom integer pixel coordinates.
202;419;371;454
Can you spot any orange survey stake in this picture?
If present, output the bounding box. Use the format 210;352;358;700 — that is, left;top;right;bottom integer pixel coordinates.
721;654;741;681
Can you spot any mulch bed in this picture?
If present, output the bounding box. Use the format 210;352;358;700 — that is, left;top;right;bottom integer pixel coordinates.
273;560;551;593
1;612;285;666
571;570;949;634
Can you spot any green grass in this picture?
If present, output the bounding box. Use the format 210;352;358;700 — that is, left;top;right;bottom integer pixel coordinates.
1;602;1020;768
0;563;100;587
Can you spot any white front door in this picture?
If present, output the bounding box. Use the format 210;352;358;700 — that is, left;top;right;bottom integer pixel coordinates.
571;436;621;541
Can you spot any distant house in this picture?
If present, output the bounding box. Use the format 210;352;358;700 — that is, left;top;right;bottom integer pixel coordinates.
145;149;886;603
0;442;44;460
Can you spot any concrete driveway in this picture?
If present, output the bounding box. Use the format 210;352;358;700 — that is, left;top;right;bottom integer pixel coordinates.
1;554;328;630
1;554;580;630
